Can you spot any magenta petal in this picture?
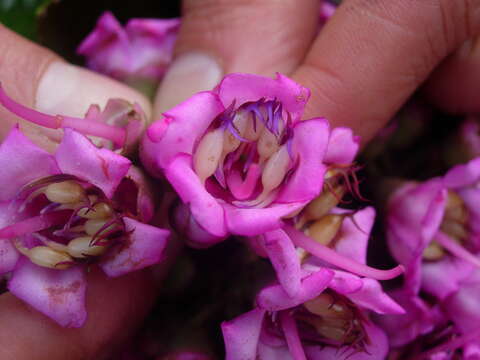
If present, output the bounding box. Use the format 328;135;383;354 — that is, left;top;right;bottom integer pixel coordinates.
100;217;169;277
222;308;266;360
216;73;310;122
8;259;87;327
260;229;302;298
0;239;19;274
256;269;334;311
166;154;227;238
142;92;224;172
0;126;59;201
346;278;405;314
444;157;480;189
276;118;329;203
55;129;131;198
324;127;360;165
124;166;155;222
224;202;304;237
326;270;363;294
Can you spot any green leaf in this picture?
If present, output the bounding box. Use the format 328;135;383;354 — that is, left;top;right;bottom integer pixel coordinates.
0;0;54;40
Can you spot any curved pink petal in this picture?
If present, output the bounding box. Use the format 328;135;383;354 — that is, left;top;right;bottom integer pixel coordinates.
216;73;310;122
276;118;329;203
333;206;375;265
346;278;405;314
166;154;227;238
0;239;19;274
0;126;59;201
257;342;292;360
326;270;363;294
222;308;266;360
256;269;334;311
55;128;131;198
458;187;480;235
100;217;169;277
8;259;87;327
123;165;155;223
260;229;302;298
224;202;305;237
142;92;224;172
305;322;388;360
324;127;360;165
444;157;480;189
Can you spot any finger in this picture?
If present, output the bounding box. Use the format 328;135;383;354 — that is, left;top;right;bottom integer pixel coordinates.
424;36;480;114
0;268;156;360
0;24;151;151
291;0;480;144
153;0;320;116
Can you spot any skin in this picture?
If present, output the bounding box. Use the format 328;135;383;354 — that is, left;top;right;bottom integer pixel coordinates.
0;0;480;358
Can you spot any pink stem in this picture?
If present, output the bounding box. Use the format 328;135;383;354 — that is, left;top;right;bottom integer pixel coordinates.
0;210;71;238
0;83;125;146
435;231;480;268
285;225;404;280
280;311;307;360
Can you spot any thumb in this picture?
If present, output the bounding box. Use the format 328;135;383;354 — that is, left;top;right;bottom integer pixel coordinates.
153;0;320;116
0;24;151;151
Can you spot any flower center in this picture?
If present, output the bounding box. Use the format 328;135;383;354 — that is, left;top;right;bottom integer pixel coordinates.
193;99;293;207
8;175;126;270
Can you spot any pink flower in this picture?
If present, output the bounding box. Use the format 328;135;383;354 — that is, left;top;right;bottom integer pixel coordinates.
0;127;169;327
0;84;147;154
78;12;179;92
142;73;350;246
386;157;480;301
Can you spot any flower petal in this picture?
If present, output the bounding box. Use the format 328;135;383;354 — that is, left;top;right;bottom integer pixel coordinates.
216;73;310;122
222;308;266;360
100;217;169;277
260;229;302;298
166;154;227;238
324;127;360;165
444;157;480;189
224;202;305;237
8;258;87;327
55;128;131;198
256;268;334;311
276;118;329;203
0;238;19;274
0;126;59;201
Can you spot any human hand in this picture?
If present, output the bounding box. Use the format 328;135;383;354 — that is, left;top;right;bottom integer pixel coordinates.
153;0;480;145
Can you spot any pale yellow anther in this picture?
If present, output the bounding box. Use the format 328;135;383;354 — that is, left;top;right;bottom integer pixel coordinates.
261;146;290;194
84;219;117;236
300;185;347;226
193;128;224;184
316;323;349;342
423;241;445;260
304;293;353;319
28;246;73;270
305;214;344;247
223;130;241;154
444;191;468;224
243;112;264;142
78;202;113;219
45;181;85;204
67;236;107;258
257;128;280;161
440;220;468;241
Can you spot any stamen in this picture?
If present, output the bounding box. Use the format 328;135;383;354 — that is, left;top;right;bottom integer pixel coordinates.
0;83;126;147
67;236;107;258
78;202;113;220
44;181;86;204
260;145;290;198
435;231;480;268
257;126;280;162
285;225;404;280
84;219;117;236
32;233;68;253
422;241;445;261
305;214;344;247
0;210;71;239
243;111;264;141
280;311;307;360
28;246;73;270
193;128;224;184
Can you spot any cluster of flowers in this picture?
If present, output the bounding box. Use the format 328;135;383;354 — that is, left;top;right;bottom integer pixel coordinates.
0;5;478;360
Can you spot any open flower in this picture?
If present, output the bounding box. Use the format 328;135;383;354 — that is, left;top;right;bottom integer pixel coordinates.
78;11;179;93
0;84;147;155
386;157;480;300
0;127;169;327
142;73;334;246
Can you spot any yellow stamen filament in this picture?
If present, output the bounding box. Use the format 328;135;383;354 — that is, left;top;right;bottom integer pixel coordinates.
193;128;224;184
28;246;72;269
45;181;85;204
67;236;107;258
305;214;344;246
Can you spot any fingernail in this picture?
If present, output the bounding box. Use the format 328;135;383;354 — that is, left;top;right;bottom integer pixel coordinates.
153;53;223;116
35;62;151;118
